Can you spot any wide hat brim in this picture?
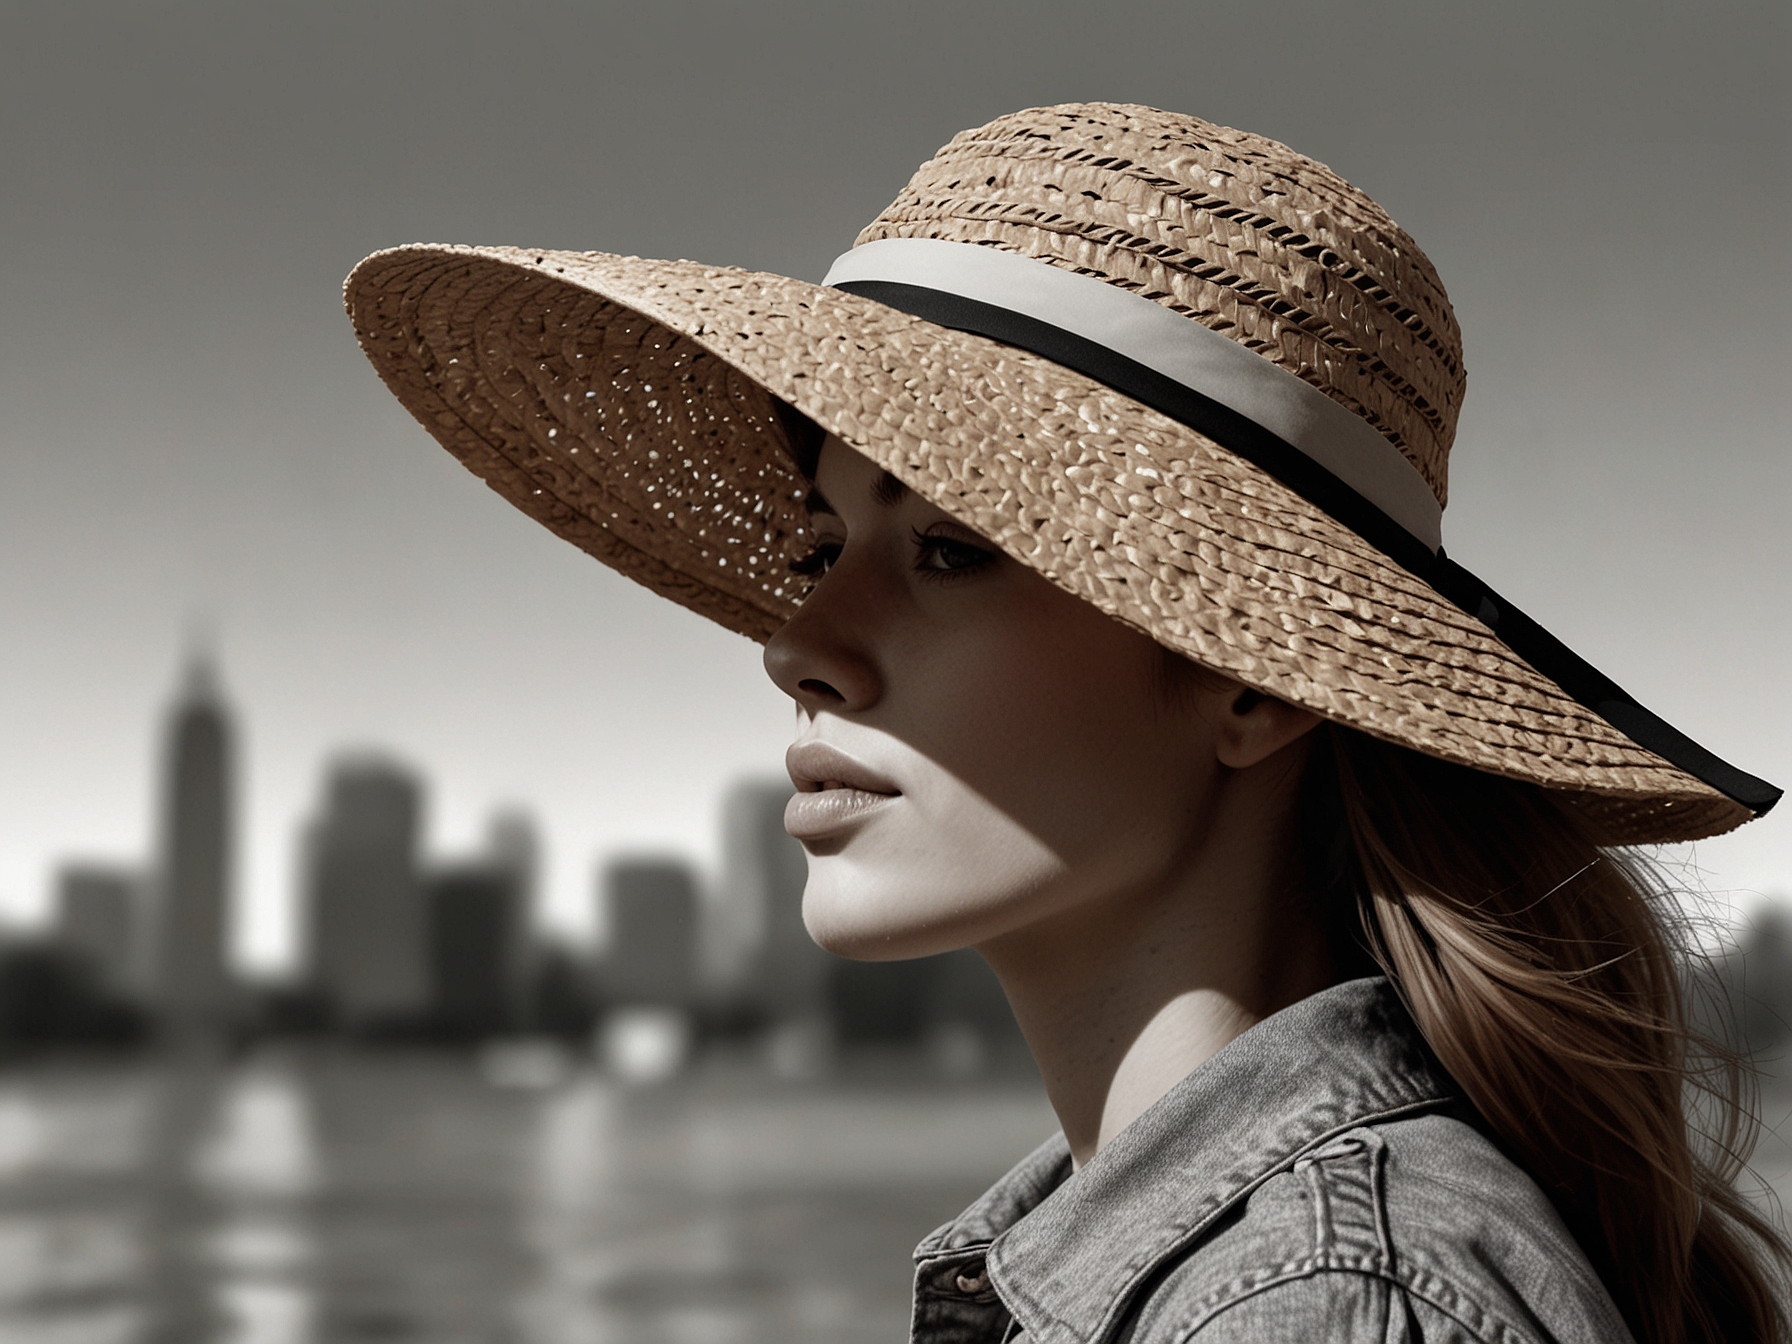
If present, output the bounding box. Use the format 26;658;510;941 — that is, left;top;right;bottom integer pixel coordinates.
345;243;1751;844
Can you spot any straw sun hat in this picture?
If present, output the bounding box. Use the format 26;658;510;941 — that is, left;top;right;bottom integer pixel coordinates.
345;102;1777;845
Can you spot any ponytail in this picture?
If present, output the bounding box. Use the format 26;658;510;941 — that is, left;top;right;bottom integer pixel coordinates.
1304;726;1792;1344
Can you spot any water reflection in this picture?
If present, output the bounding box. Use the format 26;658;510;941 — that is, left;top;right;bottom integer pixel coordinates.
0;1051;1056;1343
5;1047;1787;1344
195;1062;316;1344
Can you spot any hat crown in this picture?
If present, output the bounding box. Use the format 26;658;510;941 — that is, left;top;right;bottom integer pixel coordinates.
855;103;1464;509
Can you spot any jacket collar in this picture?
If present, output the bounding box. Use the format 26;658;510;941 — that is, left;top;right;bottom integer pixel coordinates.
920;977;1457;1344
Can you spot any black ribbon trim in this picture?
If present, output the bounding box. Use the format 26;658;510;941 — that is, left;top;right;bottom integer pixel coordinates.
836;278;1780;817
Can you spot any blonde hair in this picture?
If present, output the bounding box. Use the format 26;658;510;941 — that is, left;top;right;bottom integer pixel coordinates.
1305;725;1792;1344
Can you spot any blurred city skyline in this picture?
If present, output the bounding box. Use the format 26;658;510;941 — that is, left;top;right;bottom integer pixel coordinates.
22;657;1024;1084
36;653;802;993
2;0;1787;974
24;643;790;974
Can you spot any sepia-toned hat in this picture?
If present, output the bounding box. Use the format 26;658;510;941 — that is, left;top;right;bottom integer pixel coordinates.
343;102;1778;844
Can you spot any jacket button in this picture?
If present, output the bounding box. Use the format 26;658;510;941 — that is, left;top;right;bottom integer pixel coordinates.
954;1261;990;1295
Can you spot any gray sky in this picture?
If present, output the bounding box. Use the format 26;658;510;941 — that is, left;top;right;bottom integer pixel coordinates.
1;0;1786;973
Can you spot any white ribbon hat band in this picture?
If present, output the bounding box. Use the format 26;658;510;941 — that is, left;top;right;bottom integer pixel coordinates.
823;236;1444;553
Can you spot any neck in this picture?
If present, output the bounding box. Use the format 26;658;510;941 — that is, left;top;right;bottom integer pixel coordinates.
978;767;1335;1168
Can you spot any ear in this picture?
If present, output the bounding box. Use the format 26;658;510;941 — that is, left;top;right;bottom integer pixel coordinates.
1209;686;1322;770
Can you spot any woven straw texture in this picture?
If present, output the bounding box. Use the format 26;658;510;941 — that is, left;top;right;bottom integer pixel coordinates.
344;103;1745;843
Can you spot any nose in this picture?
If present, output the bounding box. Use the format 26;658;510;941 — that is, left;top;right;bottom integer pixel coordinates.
763;575;884;715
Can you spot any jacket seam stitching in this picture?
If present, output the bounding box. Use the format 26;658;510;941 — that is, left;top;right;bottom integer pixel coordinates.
1168;1262;1543;1344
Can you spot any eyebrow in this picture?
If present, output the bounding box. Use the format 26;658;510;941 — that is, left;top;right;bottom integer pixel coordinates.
802;470;909;517
871;470;909;507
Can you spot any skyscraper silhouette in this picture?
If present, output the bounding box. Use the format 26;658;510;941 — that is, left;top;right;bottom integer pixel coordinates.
485;809;539;1018
304;758;429;1030
719;780;829;1021
600;858;700;1007
148;655;234;1030
427;861;523;1037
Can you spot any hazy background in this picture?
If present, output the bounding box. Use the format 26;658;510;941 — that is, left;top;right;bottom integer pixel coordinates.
2;0;1786;975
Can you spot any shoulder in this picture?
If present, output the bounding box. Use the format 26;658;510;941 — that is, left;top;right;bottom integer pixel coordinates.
1124;1111;1635;1344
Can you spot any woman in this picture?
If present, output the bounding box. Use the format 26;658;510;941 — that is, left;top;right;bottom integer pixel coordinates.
346;104;1788;1342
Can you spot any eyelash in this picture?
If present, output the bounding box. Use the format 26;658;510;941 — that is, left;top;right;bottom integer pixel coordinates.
910;528;997;581
786;529;997;584
787;542;840;578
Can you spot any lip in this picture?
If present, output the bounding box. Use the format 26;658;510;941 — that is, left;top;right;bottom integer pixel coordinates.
784;740;902;841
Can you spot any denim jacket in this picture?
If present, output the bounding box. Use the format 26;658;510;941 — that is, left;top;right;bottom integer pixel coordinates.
910;978;1634;1344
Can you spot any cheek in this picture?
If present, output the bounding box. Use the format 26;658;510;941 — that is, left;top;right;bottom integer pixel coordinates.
892;598;1213;873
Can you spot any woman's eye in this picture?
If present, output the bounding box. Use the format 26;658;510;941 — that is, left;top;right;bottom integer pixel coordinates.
788;540;843;578
913;529;997;579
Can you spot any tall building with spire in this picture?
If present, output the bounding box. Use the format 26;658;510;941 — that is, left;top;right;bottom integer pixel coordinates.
148;654;235;1030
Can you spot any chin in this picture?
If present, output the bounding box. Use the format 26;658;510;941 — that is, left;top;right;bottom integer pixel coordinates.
800;865;981;963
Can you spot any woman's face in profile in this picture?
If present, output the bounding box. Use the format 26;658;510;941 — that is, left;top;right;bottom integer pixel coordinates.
764;436;1244;961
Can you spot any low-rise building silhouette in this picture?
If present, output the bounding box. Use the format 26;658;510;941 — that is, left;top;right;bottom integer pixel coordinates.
0;937;145;1053
829;957;936;1044
1700;905;1792;1057
55;864;142;998
527;940;597;1038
